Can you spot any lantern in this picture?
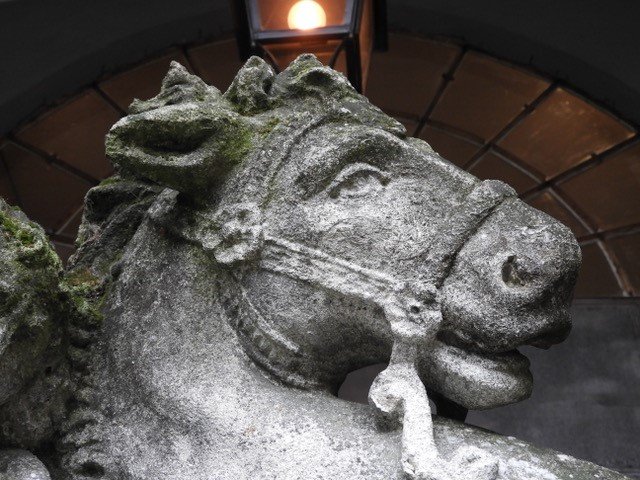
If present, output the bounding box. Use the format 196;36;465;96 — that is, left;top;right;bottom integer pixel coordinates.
231;0;388;92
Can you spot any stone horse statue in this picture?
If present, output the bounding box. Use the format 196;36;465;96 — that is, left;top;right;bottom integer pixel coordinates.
0;55;630;480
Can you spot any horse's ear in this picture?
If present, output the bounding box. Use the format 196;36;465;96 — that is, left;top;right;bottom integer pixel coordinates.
270;54;406;136
106;62;252;199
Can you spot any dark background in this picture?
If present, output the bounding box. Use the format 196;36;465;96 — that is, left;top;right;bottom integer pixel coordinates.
3;0;640;134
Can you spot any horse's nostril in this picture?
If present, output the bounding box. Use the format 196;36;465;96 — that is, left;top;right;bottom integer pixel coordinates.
501;255;529;287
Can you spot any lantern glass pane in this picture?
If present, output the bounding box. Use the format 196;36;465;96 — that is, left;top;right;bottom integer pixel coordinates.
253;0;351;32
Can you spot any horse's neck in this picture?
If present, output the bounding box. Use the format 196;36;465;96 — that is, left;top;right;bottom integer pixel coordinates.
99;221;324;430
96;216;387;475
99;288;401;478
86;222;408;478
103;280;339;446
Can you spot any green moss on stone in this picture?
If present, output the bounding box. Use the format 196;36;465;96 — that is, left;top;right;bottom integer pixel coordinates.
98;176;124;187
219;120;253;167
1;211;36;247
1;208;62;273
64;267;101;291
258;117;281;137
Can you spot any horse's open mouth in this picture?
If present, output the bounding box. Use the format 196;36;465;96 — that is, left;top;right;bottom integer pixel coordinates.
434;324;565;373
419;339;533;410
433;341;530;376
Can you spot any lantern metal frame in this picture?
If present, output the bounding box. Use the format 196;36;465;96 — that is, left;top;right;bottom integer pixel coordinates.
230;0;387;92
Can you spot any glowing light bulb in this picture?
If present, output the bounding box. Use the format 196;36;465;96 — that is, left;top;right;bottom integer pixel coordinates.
287;0;327;30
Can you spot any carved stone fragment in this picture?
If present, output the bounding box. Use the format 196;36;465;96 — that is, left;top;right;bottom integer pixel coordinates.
0;55;630;480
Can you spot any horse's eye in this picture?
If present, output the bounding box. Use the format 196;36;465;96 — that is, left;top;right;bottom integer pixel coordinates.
327;163;389;199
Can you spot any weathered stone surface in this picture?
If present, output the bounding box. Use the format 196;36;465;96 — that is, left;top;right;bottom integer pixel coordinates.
0;199;70;453
0;55;629;479
0;449;51;480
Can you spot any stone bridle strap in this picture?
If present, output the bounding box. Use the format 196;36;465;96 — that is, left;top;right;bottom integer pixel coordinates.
258;178;514;480
260;179;515;338
421;179;516;287
261;235;409;315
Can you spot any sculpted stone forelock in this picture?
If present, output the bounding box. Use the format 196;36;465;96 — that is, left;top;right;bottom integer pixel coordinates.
0;55;630;479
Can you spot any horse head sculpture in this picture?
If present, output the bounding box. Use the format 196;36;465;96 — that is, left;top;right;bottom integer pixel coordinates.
102;55;580;478
1;55;629;480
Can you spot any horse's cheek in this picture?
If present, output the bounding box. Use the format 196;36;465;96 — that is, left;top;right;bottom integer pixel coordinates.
317;216;390;265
